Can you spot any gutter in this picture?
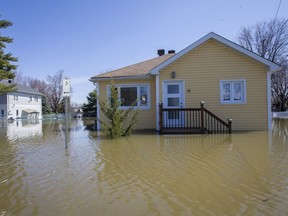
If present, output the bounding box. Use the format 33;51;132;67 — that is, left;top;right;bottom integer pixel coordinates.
89;74;152;82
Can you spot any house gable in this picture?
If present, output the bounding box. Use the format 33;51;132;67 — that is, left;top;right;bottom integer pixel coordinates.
150;32;280;75
157;38;271;130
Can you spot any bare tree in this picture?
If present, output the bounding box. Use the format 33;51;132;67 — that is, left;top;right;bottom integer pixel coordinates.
46;70;65;113
15;73;52;114
237;18;288;111
271;58;288;111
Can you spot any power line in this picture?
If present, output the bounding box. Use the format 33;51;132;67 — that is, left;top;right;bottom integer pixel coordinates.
274;0;283;20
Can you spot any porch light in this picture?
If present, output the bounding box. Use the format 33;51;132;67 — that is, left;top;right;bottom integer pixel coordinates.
227;118;233;123
171;71;176;78
200;101;205;105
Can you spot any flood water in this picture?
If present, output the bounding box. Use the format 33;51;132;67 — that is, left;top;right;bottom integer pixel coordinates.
0;118;288;216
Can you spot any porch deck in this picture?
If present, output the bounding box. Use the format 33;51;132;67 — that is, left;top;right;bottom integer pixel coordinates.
159;103;232;134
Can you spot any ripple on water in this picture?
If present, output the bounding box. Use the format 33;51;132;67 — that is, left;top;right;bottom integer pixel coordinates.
1;119;288;215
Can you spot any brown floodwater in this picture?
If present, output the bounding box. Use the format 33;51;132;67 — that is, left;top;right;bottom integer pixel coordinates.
0;118;288;216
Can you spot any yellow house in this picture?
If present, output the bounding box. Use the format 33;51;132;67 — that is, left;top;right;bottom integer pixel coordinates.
90;32;280;133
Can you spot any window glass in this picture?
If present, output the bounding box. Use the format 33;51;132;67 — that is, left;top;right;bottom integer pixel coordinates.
168;97;179;106
1;109;4;117
140;86;148;106
168;84;179;94
108;84;150;109
223;83;231;101
233;82;242;101
120;87;137;106
221;80;245;103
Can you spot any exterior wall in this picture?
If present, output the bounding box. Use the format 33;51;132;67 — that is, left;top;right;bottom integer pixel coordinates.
7;93;42;119
159;39;268;131
98;78;156;130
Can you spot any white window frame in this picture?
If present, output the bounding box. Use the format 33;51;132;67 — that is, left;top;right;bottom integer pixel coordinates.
220;79;246;104
107;84;150;110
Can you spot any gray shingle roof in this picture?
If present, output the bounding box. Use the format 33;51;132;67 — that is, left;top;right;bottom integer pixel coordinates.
16;84;43;96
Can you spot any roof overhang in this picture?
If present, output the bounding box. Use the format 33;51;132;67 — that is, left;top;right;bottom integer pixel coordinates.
89;74;153;82
150;32;281;75
23;109;39;113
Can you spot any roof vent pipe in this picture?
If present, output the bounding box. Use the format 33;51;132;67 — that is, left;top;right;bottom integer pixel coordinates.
157;49;165;56
168;50;176;54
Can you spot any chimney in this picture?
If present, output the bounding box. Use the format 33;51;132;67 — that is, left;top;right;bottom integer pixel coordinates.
168;50;176;54
157;49;165;56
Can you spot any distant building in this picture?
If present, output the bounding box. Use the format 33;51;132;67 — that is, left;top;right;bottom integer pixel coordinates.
0;80;43;120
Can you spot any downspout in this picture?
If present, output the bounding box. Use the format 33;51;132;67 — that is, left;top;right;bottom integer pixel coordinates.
267;71;272;131
155;74;160;131
96;81;101;131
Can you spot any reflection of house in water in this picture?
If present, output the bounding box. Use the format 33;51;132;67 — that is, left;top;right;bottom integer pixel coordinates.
6;120;42;140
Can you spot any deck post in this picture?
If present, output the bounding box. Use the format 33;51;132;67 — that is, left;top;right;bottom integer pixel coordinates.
200;101;205;133
228;119;232;134
159;103;163;132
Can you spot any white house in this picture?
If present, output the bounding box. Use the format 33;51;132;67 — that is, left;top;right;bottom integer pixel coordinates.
0;80;43;120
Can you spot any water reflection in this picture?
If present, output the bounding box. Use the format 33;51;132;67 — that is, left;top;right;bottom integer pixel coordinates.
6;119;42;141
0;119;287;215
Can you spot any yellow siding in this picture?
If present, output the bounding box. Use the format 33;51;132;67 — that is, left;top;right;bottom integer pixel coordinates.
159;39;268;130
98;79;156;130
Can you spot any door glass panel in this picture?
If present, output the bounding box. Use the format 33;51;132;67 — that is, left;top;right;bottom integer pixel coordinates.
168;98;179;106
167;85;179;94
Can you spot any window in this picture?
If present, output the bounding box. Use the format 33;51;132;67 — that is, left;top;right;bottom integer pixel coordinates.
13;93;18;100
1;109;4;117
29;95;32;102
108;84;150;109
35;96;38;102
220;80;246;104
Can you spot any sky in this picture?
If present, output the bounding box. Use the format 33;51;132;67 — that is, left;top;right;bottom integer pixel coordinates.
1;0;287;104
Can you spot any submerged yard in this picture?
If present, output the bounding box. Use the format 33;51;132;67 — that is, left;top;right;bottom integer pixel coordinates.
0;118;288;215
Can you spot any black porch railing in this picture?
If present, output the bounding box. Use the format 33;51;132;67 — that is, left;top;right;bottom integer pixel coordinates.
159;102;232;134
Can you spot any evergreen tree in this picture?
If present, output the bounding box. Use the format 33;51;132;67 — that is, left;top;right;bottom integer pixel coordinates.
82;90;97;117
0;18;17;94
42;96;52;114
98;83;139;139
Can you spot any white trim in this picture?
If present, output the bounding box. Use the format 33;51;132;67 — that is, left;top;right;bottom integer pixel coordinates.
267;72;272;131
150;32;280;75
155;75;160;131
162;80;185;128
96;82;101;131
162;80;185;108
89;75;152;82
219;79;246;104
107;83;151;110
